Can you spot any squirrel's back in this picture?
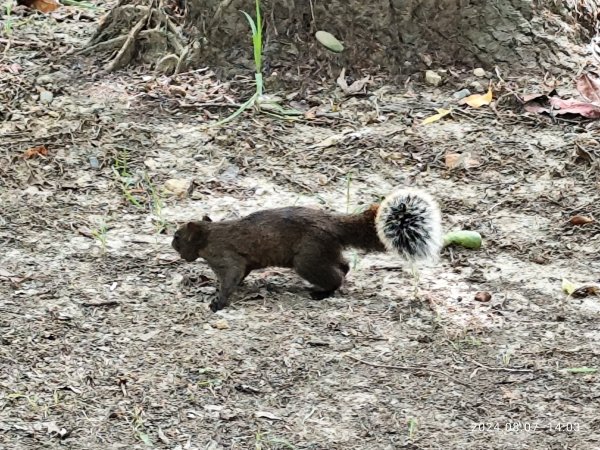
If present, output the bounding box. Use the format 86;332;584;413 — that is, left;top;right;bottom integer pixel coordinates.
211;191;443;263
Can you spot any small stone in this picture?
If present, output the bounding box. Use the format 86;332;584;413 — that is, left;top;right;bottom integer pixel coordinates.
469;81;485;93
211;319;230;330
425;70;442;86
144;158;158;170
36;74;54;85
163;178;190;196
452;89;471;100
218;165;239;182
169;86;187;97
474;291;492;302
89;156;100;169
40;90;54;105
473;68;486;77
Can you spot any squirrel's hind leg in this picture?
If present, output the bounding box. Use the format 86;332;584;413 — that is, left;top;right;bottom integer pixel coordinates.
239;267;252;285
293;251;346;301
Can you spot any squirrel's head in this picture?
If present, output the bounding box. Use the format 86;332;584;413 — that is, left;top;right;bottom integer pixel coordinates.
172;215;212;262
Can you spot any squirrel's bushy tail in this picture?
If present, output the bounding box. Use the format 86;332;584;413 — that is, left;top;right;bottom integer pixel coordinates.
375;188;443;263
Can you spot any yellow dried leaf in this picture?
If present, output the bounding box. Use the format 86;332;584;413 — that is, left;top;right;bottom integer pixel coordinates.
422;108;452;125
562;278;576;295
461;88;493;108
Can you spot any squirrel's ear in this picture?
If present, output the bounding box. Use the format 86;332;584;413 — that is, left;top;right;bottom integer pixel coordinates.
202;215;212;222
186;221;203;233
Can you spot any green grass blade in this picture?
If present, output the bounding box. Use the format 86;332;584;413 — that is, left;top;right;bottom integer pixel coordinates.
240;7;263;73
240;11;258;37
255;72;263;95
254;0;262;70
212;92;258;127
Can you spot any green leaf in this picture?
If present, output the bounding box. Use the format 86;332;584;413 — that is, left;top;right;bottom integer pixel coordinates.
315;31;344;53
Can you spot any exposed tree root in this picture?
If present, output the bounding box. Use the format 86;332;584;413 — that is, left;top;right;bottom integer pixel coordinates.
81;0;189;74
104;9;149;72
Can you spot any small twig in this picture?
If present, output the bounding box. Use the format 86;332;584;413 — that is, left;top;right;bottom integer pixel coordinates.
467;357;535;373
347;355;471;387
81;301;119;307
0;38;46;47
172;101;242;110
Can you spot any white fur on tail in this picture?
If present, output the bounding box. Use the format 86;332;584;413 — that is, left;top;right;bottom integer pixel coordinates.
375;188;443;262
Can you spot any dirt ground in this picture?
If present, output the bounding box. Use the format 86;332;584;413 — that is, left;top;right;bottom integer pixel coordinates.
1;2;600;450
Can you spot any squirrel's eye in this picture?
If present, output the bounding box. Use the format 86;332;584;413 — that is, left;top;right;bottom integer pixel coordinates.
174;233;180;240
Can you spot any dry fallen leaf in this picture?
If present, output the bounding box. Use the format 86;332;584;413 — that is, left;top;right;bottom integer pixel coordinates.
569;215;594;225
523;88;600;119
521;91;556;103
460;87;493;108
336;68;371;96
576;72;600;104
23;145;49;159
549;97;600;119
18;0;60;13
563;279;600;298
304;107;318;120
571;284;600;298
422;108;452;125
501;387;521;403
445;153;461;168
0;268;28;285
444;152;481;169
562;278;576;295
3;63;22;74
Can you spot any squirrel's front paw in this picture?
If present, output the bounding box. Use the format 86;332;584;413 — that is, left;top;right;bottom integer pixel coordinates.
310;290;335;301
209;297;226;312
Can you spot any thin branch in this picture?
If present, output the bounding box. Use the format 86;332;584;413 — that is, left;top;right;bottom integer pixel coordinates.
467;357;535;373
347;355;471;388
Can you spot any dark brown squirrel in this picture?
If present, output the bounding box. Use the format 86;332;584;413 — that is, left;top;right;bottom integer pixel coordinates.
172;188;443;312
